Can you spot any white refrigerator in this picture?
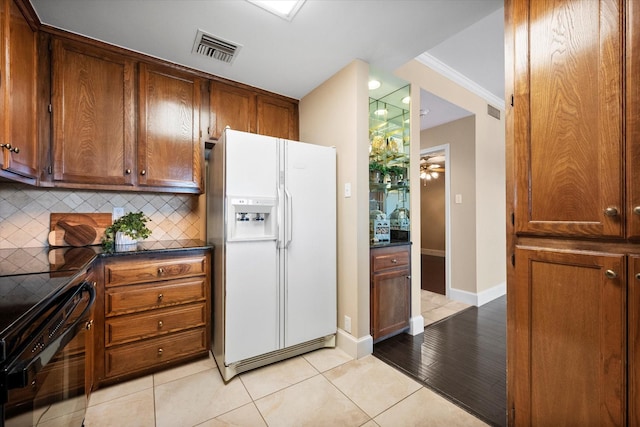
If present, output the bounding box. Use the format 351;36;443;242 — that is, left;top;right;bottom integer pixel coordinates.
207;129;336;381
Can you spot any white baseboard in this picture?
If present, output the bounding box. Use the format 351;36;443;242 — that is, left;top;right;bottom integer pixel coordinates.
336;329;373;359
420;248;445;257
409;315;425;335
448;282;506;307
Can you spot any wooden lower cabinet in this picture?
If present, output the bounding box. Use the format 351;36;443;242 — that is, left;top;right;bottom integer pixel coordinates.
512;247;626;426
370;245;411;343
631;255;640;425
95;250;210;386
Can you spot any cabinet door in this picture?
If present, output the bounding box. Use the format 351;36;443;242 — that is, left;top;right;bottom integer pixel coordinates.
0;0;38;181
210;81;256;140
628;0;640;238
52;38;135;186
512;0;623;238
257;94;298;140
512;247;625;426
138;63;202;192
630;255;640;426
371;268;410;341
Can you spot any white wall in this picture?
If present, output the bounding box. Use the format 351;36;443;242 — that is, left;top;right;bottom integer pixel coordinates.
299;60;372;358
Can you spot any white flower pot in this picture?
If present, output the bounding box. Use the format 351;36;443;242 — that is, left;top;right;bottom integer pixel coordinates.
115;231;137;246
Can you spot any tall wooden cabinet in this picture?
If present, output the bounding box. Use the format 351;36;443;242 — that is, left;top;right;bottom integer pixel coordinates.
0;0;38;183
506;0;639;424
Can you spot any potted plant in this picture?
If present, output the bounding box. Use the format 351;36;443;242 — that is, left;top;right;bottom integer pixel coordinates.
103;211;152;248
369;162;387;184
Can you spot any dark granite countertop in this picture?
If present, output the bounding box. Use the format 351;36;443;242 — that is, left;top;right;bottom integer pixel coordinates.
0;240;212;277
370;240;412;249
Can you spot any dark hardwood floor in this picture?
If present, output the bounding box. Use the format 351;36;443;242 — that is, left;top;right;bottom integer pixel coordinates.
373;295;506;427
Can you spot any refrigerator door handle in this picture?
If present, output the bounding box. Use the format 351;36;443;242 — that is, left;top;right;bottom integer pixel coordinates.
285;188;293;248
277;188;284;248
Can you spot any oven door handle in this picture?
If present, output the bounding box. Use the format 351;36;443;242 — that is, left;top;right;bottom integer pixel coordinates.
4;281;96;391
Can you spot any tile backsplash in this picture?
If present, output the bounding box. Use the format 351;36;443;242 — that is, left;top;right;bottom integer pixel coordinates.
0;182;204;249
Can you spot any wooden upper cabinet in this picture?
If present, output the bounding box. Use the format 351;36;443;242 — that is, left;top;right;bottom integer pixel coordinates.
513;247;626;426
257;94;298;140
513;0;624;238
628;0;640;238
0;0;38;182
52;37;135;186
210;81;256;139
138;63;203;192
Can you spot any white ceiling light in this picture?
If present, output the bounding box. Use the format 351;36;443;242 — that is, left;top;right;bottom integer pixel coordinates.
247;0;306;21
402;96;410;104
368;79;381;90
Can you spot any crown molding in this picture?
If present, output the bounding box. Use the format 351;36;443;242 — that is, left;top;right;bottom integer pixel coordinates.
416;52;505;110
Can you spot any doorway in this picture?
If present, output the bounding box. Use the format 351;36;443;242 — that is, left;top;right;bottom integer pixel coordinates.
419;145;448;296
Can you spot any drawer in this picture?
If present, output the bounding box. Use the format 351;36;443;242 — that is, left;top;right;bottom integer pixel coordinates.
105;277;206;316
372;250;410;271
104;256;207;287
105;303;206;346
105;328;207;378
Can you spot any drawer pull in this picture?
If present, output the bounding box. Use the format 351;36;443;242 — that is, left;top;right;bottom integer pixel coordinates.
158;293;164;302
158;267;165;275
158;348;163;356
604;207;619;217
391;259;397;264
605;269;618;279
158;320;164;328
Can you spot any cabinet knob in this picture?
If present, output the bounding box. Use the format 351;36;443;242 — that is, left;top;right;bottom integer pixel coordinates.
604;207;619;217
125;169;131;175
157;348;163;356
158;293;163;302
636;273;640;281
140;169;146;176
158;320;164;328
158;267;164;275
85;320;93;331
391;259;397;264
0;143;19;153
634;206;640;216
605;269;618;279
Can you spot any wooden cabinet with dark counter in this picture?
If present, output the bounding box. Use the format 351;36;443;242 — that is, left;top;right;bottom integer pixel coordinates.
370;244;411;343
93;249;210;386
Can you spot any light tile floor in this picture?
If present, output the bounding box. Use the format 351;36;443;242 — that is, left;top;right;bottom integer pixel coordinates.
84;347;487;427
421;290;471;327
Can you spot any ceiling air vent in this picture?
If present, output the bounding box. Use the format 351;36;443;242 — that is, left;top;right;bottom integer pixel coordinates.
192;30;241;64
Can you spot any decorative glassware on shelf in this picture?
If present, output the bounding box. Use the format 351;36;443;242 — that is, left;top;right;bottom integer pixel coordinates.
368;77;410;244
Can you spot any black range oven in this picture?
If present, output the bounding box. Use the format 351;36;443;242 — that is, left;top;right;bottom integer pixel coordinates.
0;253;96;427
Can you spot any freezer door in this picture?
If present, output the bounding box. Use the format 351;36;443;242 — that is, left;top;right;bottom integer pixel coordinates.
225;129;278;198
283;141;337;347
225;240;279;363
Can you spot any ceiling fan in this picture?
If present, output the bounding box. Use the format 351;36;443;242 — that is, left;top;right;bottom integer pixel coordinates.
420;155;445;182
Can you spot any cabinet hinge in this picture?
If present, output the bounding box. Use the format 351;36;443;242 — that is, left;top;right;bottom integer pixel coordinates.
207;126;210;135
510;94;514;107
511;253;515;267
199;129;202;138
511;212;515;226
47;165;52;174
48;104;52;113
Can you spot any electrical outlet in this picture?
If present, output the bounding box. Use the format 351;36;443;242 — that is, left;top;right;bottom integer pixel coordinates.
112;207;125;221
344;315;352;333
